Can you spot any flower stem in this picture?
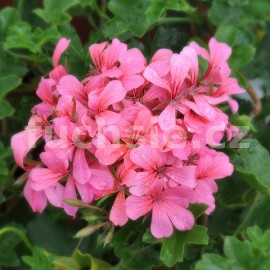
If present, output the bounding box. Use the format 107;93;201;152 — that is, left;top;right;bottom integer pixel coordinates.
0;226;33;252
234;192;264;237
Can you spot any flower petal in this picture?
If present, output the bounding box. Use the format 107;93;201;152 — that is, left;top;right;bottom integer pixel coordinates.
89;168;114;190
24;180;47;213
53;38;70;67
109;191;128;226
30;168;64;191
99;80;126;111
73;148;92;184
126;194;153;220
151;204;173;238
159;104;176;131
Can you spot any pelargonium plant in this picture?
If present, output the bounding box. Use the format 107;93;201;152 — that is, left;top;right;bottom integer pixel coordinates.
11;37;244;239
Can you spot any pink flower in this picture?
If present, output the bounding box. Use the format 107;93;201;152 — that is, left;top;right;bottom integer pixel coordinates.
189;37;232;83
126;184;195;238
49;37;70;82
30;151;69;191
11;115;50;169
11;36;243;233
194;180;218;215
24;179;47;213
88;80;126;116
196;148;234;181
89;38;145;91
58;75;88;106
109;164;135;226
128;145;197;195
143;53;191;130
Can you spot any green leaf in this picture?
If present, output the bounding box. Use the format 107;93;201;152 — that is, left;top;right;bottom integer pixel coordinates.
195;254;232;270
27;215;79;255
217;173;253;208
103;18;128;38
224;236;254;269
245;0;270;18
111;223;161;270
0;75;21;98
0;226;23;267
105;0;150;37
208;0;246;26
5;22;34;51
145;0;195;24
91;256;112;270
79;0;96;7
142;229;160;244
34;0;79;25
196;229;270;270
160;225;209;267
230;114;256;132
0;161;8;175
5;23;60;55
229;45;256;70
0;99;15;119
246;226;270;251
215;25;239;46
151;26;189;53
53;256;80;270
0;7;18;40
231;139;270;194
73;250;92;269
0;43;28;77
53;250;112;270
189;204;209;218
23;247;56;270
240;196;270;230
228;0;249;6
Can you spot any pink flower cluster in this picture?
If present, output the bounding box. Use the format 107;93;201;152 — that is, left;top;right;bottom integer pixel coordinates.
11;37;244;238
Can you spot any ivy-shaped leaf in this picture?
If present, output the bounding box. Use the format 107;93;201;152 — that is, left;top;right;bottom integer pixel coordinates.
23;247;56;270
215;24;239;46
196;227;270;270
34;0;79;26
0;43;28;77
111;223;161;270
0;75;21;98
5;23;60;55
0;226;23;267
0;99;15;119
0;7;18;40
230;114;256;132
231;139;270;194
145;0;195;24
160;225;209;267
229;45;256;70
105;0;150;37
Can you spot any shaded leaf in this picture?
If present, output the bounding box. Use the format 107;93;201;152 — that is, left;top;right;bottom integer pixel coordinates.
105;0;150;37
215;24;238;46
229;45;256;70
23;247;56;270
195;254;231;270
34;0;79;25
231;139;270;194
146;0;195;24
0;75;21;98
160;225;209;267
0;99;15;119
